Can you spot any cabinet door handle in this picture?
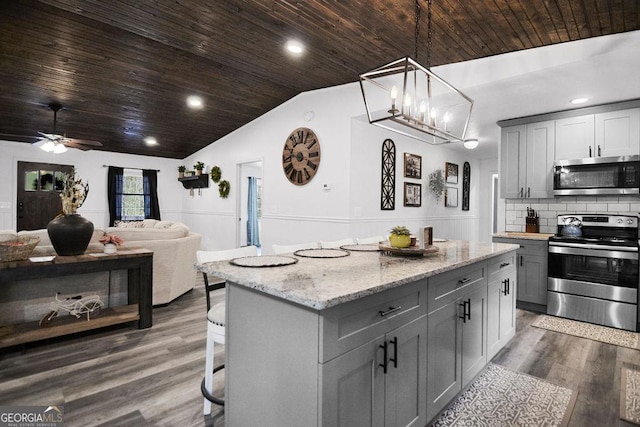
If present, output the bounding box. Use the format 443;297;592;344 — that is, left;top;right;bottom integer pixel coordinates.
519;187;523;198
499;262;511;269
527;187;531;198
520;255;523;266
379;341;388;374
379;306;402;317
389;337;398;369
458;301;467;323
459;299;471;323
457;277;471;286
589;146;592;157
502;278;510;296
598;145;601;157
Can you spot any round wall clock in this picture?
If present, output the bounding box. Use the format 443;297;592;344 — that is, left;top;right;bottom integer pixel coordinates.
282;127;321;186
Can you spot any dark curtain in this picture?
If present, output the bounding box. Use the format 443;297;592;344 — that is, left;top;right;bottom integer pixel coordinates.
107;166;124;226
143;169;161;220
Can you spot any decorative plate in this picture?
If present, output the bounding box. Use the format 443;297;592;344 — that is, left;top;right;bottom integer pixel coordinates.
230;255;298;268
340;244;381;252
378;243;439;257
294;248;350;258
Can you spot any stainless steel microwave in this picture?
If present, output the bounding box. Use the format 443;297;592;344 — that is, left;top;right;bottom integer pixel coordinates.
553;155;640;196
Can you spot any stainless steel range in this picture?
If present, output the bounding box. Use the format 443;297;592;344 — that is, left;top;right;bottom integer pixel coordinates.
547;214;639;331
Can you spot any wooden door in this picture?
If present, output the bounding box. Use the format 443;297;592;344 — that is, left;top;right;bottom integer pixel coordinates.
17;161;73;231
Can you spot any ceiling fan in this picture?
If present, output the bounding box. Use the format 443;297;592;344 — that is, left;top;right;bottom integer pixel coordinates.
32;103;103;152
0;102;103;152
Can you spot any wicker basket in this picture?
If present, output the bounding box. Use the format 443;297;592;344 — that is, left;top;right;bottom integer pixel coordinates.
0;236;41;262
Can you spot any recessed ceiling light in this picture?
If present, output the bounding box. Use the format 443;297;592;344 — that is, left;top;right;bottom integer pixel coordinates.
144;136;157;146
463;139;479;150
570;97;589;105
186;95;204;109
285;40;304;55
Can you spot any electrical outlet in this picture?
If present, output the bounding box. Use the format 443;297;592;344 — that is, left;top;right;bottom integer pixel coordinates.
0;202;10;209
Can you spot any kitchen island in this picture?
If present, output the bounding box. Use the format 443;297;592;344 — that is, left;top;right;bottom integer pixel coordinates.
199;240;519;427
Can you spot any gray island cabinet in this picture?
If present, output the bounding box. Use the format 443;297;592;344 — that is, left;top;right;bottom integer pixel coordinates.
199;240;518;427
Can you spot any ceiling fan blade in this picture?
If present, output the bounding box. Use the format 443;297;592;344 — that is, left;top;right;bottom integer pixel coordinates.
0;133;40;143
62;141;91;151
63;138;103;147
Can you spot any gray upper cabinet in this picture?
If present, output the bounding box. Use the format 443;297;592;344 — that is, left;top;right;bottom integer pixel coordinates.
556;108;640;160
500;121;555;199
595;108;640;157
555;115;595;160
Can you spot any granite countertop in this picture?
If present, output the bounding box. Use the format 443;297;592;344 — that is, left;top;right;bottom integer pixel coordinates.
492;232;554;241
197;240;519;311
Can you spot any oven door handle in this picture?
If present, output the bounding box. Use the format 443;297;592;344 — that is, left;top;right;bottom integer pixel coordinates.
549;244;638;260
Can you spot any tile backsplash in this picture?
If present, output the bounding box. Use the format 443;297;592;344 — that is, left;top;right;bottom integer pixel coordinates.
505;196;640;234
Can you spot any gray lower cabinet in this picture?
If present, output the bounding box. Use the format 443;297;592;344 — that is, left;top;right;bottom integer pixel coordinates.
487;253;517;360
493;237;548;306
426;263;487;421
225;251;517;427
321;315;427;427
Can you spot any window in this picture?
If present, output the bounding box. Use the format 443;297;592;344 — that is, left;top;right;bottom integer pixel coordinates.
122;169;145;220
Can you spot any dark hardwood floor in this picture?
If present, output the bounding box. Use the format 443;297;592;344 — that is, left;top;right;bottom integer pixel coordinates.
493;309;640;427
0;275;224;427
1;279;639;426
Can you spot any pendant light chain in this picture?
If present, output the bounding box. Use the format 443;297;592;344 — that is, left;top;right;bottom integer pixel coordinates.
427;0;432;69
414;0;421;61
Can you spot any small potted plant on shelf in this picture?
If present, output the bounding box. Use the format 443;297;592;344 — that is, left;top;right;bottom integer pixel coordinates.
388;226;412;248
194;161;205;176
178;165;186;178
99;232;123;254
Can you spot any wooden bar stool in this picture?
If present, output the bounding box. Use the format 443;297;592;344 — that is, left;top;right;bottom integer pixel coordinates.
196;245;258;415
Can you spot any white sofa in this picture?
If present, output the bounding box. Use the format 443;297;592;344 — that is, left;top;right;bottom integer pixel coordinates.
1;219;202;306
105;220;201;305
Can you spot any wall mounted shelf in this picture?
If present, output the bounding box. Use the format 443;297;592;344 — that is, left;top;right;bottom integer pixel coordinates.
178;174;209;189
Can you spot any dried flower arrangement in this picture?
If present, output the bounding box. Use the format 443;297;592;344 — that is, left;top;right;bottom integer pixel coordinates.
99;233;124;246
60;171;89;215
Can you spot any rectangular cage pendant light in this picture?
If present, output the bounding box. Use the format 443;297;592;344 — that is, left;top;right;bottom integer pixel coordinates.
359;56;474;144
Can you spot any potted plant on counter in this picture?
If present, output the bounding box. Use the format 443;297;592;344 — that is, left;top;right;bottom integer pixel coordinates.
388;225;412;248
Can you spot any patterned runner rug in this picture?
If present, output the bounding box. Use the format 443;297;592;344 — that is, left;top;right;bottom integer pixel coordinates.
431;363;577;427
532;315;640;350
621;364;640;425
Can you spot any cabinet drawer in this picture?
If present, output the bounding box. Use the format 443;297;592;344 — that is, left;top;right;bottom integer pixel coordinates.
427;262;486;314
488;252;517;278
319;279;427;363
516;240;547;256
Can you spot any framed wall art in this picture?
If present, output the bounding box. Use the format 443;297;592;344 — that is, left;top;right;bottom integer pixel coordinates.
404;153;422;179
445;186;458;207
445;162;458;184
462;161;470;211
381;139;396;210
404;182;422;207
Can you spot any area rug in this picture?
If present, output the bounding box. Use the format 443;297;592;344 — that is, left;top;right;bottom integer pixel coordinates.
431;363;577;427
531;315;640;350
621;363;640;425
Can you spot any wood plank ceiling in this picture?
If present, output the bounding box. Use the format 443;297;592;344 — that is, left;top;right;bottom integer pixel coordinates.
0;0;638;159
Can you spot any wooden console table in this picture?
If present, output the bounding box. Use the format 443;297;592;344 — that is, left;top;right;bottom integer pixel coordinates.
0;248;153;349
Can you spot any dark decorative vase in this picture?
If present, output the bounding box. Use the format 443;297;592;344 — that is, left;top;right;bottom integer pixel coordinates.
47;214;94;256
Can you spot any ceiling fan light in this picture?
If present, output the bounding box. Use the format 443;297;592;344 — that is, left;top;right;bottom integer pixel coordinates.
39;140;55;152
52;142;68;153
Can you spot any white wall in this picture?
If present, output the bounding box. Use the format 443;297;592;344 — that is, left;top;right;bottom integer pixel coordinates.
183;83;490;253
0;139;182;230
